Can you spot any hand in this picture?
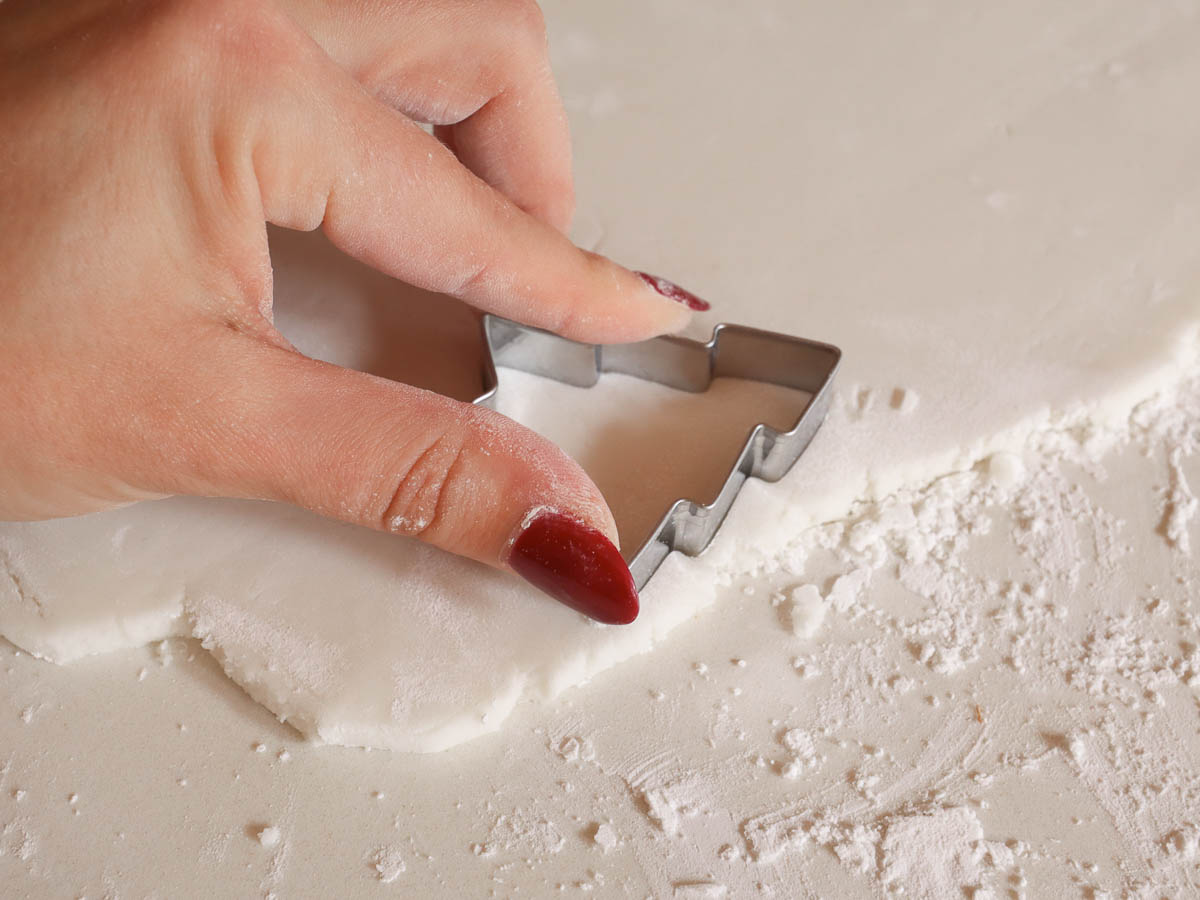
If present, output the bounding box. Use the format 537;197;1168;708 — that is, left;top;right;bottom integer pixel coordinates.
0;0;708;623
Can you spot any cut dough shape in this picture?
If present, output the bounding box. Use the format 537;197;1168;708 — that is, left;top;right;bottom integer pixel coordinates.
3;0;1200;750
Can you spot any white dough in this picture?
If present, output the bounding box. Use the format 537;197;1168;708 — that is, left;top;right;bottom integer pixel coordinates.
3;0;1200;754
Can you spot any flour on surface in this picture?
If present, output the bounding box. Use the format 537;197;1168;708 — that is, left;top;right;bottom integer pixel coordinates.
4;0;1200;895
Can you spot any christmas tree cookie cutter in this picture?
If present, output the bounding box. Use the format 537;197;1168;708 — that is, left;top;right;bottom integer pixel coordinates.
473;315;841;589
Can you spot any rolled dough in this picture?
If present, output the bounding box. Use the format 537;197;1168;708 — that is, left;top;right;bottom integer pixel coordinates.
2;0;1199;751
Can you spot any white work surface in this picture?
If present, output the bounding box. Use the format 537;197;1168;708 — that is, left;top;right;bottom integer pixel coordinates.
4;1;1200;896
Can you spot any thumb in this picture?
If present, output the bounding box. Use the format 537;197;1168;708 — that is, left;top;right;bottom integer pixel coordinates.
161;333;639;625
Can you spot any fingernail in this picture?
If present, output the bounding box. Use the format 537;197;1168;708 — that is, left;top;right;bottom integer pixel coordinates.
635;271;711;311
507;510;639;625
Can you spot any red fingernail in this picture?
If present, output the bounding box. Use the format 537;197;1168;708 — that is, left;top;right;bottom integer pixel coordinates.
508;510;639;625
635;271;711;311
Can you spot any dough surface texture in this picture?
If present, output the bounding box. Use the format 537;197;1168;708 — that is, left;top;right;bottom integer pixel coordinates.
2;0;1199;751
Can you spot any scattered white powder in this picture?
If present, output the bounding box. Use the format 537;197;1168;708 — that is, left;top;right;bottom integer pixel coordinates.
778;728;821;779
642;787;687;837
727;370;1200;897
0;822;37;863
625;760;713;839
672;882;727;898
879;807;985;896
4;345;1200;898
4;9;1200;896
1163;824;1199;860
827;568;870;612
986;451;1025;489
475;812;565;857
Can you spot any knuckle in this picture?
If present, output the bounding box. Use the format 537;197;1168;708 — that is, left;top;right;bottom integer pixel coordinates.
543;250;610;338
378;434;468;538
130;0;289;73
491;0;549;51
188;0;296;66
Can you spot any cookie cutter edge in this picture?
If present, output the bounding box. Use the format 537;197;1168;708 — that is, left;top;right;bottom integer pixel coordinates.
474;315;841;590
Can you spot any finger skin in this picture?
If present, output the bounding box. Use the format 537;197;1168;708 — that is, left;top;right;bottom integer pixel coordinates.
150;330;619;569
284;0;576;231
251;53;693;344
0;0;689;623
147;328;641;622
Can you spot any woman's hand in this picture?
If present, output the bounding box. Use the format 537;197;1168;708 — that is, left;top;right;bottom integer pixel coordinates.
0;0;707;623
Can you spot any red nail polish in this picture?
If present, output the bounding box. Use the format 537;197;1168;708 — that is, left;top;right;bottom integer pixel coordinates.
635;271;711;311
508;511;639;625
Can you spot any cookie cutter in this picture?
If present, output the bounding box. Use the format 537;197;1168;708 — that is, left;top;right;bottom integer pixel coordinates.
474;315;841;589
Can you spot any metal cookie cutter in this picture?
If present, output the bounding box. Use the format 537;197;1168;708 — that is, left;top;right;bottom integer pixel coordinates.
474;315;841;589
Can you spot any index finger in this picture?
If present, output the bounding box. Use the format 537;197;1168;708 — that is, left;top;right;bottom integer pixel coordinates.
256;53;703;343
286;0;577;233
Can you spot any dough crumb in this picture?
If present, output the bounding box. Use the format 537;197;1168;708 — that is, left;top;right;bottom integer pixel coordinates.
590;822;619;852
792;656;821;678
256;826;281;848
370;845;406;882
890;387;920;413
553;735;595;763
788;585;826;638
